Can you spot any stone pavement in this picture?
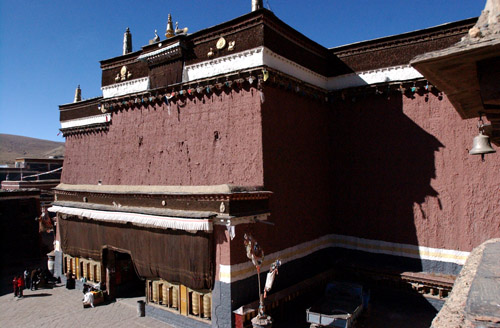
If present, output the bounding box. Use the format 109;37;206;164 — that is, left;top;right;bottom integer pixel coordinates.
0;284;174;328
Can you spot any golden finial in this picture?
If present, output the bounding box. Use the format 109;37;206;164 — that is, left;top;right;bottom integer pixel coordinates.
165;14;174;38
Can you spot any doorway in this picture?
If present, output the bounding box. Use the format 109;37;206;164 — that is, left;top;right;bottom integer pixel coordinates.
105;249;144;298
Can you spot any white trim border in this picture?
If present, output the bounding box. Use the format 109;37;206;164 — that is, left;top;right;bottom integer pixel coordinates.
60;113;111;129
183;46;423;91
327;65;423;90
101;77;150;98
218;233;470;283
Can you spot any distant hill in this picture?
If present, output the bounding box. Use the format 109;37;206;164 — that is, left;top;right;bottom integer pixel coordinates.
0;134;65;165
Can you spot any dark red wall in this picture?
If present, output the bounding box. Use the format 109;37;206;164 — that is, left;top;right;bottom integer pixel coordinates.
329;91;500;252
63;83;500;263
233;85;500;266
256;85;334;256
62;88;264;186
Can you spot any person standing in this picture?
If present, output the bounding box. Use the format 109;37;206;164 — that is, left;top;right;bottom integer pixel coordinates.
30;269;37;290
12;276;18;297
24;269;30;290
17;276;24;298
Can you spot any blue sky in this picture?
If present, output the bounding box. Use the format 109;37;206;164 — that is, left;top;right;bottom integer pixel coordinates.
0;0;484;142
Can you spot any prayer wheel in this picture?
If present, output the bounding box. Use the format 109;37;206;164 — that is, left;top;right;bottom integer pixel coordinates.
203;293;211;318
191;292;200;315
82;260;87;278
65;256;70;274
172;285;179;308
152;281;159;302
89;262;94;281
96;264;101;282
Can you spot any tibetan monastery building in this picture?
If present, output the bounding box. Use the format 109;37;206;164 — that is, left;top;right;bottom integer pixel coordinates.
51;3;500;327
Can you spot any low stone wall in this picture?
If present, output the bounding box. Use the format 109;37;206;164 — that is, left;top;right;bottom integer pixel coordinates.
431;238;500;328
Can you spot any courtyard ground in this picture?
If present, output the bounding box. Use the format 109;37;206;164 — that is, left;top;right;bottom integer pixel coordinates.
0;283;172;328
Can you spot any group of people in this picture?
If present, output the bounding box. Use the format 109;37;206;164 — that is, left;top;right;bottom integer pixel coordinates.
12;275;25;298
12;268;43;297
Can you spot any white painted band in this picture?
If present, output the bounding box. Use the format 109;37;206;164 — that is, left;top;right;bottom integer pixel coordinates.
48;205;213;232
60;113;111;129
327;65;423;90
101;77;150;98
218;234;470;283
183;46;423;90
183;47;265;82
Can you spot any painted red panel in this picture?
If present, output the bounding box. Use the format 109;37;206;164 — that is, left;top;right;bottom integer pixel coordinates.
62;89;264;187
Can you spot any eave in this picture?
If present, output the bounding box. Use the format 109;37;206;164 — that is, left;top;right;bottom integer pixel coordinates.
411;36;500;145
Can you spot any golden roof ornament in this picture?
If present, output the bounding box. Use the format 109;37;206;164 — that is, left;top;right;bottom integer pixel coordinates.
175;21;188;35
153;30;160;42
73;85;81;103
165;14;174;38
216;37;226;50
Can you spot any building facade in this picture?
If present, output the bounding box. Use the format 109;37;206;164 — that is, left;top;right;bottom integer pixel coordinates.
52;8;500;328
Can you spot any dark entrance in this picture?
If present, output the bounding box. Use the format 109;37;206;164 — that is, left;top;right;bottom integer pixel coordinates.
104;249;144;298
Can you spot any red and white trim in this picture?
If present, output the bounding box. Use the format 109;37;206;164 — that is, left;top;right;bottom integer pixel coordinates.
182;46;423;90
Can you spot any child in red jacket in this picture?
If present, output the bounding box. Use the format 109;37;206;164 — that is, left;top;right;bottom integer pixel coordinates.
17;276;24;298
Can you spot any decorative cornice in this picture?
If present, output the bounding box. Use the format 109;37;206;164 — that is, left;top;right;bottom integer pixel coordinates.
54;183;271;198
60;113;111;129
332;20;474;58
137;41;183;64
60;123;110;137
183;46;423;91
101;77;149;98
184;47;262;81
55;188;271;202
183;46;328;88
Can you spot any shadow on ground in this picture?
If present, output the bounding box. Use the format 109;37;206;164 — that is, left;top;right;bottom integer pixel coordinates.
20;293;52;298
270;284;438;328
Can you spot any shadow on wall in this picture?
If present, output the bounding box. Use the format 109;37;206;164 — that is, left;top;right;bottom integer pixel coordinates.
330;91;443;262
